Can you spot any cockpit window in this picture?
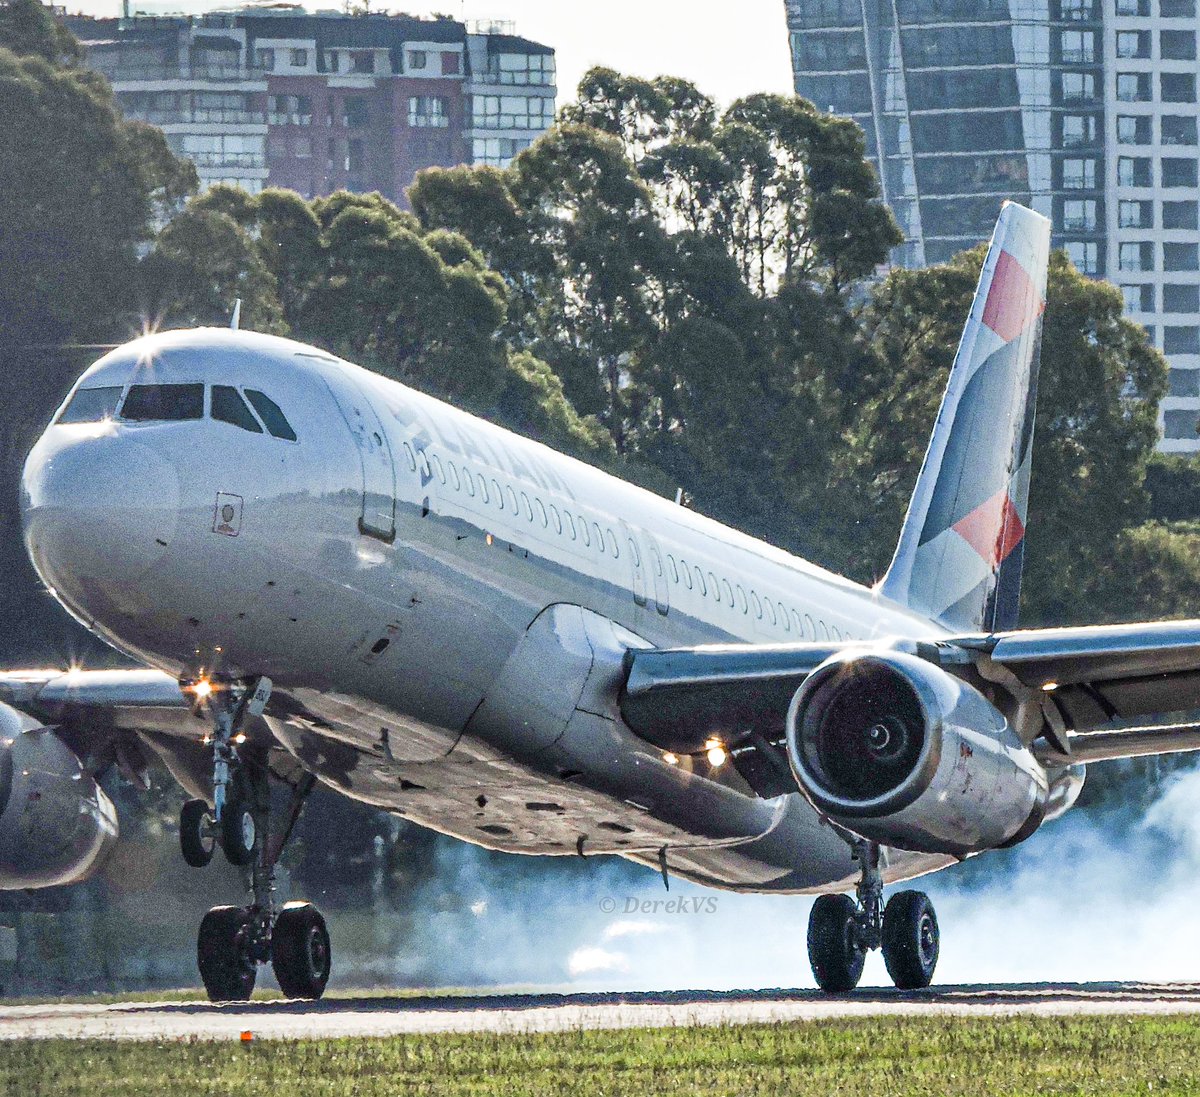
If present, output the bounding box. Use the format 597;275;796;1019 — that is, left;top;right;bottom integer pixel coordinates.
57;386;123;424
212;385;263;433
120;383;204;422
244;389;297;441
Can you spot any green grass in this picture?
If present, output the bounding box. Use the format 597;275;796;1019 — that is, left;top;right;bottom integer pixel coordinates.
6;1015;1200;1096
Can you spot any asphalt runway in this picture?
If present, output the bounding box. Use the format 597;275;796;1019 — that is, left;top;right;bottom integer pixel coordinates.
6;983;1200;1040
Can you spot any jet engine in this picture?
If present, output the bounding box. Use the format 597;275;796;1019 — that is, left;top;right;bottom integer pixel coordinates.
785;650;1048;856
0;702;118;889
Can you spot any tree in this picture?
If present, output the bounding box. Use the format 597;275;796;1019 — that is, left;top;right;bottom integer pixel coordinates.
0;7;195;666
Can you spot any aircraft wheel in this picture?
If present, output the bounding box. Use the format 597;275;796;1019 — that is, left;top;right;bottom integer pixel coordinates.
271;902;331;1000
221;772;257;867
197;905;257;1002
881;890;939;990
808;893;865;994
180;799;215;868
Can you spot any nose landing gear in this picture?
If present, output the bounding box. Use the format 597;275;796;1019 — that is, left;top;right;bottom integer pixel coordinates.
807;841;940;994
179;675;328;1002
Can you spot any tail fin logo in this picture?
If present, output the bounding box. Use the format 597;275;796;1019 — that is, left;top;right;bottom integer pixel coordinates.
880;202;1051;634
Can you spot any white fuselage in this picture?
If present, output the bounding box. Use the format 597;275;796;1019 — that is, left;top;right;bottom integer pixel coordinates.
21;328;957;893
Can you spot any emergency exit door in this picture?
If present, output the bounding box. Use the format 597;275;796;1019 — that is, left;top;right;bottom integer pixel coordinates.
324;377;397;542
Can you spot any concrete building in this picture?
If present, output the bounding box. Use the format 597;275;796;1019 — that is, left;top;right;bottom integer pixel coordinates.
68;7;555;205
785;0;1200;452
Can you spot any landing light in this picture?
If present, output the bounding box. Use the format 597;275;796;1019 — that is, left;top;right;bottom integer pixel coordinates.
663;752;679;766
190;679;214;700
704;738;727;768
1042;681;1059;693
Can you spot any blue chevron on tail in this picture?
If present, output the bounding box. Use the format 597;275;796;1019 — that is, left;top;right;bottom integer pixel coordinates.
879;201;1051;634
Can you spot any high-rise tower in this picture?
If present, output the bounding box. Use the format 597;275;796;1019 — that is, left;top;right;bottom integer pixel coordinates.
785;0;1200;452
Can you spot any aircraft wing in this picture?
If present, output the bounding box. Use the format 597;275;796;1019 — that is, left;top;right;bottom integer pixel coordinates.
620;621;1200;781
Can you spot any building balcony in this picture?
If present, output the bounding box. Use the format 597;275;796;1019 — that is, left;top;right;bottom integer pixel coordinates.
468;71;554;87
268;112;314;126
97;62;267;84
127;109;267;126
189;151;266;168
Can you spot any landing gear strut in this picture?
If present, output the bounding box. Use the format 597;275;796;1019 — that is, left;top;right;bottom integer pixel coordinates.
807;841;940;994
180;675;328;1002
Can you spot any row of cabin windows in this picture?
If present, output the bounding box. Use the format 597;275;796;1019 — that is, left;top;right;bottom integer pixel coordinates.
399;443;625;557
58;383;297;440
405;442;849;641
661;550;848;641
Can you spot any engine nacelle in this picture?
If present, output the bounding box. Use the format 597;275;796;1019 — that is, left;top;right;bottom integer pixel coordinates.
785;650;1048;856
0;702;118;889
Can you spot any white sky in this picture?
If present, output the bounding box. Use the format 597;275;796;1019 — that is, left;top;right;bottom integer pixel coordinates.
61;0;797;108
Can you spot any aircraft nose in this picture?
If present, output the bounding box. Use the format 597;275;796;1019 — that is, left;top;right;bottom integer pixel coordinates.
21;435;180;599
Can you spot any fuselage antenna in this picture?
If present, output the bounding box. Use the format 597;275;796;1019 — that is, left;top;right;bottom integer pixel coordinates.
230;299;242;331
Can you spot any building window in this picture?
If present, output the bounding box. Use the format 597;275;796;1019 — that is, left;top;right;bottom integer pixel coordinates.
1165;284;1200;312
1066;240;1099;274
1062;72;1096;101
1170;369;1200;398
1163;116;1198;145
1061;30;1095;61
1164;410;1199;440
1119;199;1149;227
343;97;368;128
1161;30;1197;60
471;93;554;130
1063;158;1097;188
1164;201;1200;229
1123;284;1155;311
472;135;531;166
289;48;308;67
1162;73;1197;102
1063;114;1097;146
408;96;449;127
1115;0;1149;13
1161;0;1196;14
1116;73;1150;101
1165;242;1199;271
407;50;427;70
1117;115;1151;144
1163;158;1199;188
1059;0;1094;17
486;51;555;86
255;47;274;70
1118;156;1152;186
441;51;461;75
1165;327;1200;355
1064;198;1097;230
347;51;375;74
294;135;312;159
1116;31;1148;58
1119;241;1152;271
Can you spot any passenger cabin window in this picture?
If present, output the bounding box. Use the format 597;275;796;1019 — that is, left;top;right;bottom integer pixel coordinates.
211;385;263;433
58;385;123;424
121;383;204;422
244;389;297;441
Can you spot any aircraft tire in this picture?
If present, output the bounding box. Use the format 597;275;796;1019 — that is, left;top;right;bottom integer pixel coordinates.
220;772;257;867
197;905;257;1002
881;890;939;990
807;893;865;994
180;799;215;868
271;902;331;1000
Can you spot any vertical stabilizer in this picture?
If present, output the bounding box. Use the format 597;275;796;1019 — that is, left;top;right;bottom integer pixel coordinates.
879;202;1051;633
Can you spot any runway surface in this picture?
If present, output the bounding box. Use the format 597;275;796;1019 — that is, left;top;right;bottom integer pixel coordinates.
6;983;1200;1040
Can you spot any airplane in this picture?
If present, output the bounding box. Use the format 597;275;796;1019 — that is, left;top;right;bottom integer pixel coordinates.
5;201;1200;1001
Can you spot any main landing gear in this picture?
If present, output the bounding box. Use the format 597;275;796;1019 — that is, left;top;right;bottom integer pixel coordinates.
178;676;329;1002
807;841;940;994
